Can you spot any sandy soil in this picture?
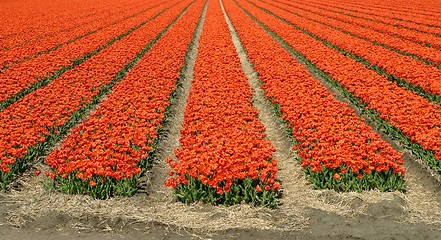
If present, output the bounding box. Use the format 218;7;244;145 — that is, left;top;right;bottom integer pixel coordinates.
1;195;440;240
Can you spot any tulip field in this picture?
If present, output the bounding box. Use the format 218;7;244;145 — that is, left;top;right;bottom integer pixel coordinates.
1;0;441;211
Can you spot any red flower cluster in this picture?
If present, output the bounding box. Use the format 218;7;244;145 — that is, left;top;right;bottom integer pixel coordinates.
297;0;441;35
267;0;441;49
238;0;441;159
0;0;179;104
165;0;279;207
283;0;441;35
269;0;441;67
45;0;205;198
0;0;164;69
0;0;139;47
250;2;441;109
235;0;441;166
0;0;192;187
225;0;405;191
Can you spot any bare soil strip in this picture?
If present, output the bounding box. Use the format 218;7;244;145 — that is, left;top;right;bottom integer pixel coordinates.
0;1;178;111
0;0;169;70
1;0;195;191
222;0;307;226
225;0;441;231
141;0;209;201
234;0;441;186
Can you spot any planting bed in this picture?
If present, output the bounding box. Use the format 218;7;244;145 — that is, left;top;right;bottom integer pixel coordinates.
1;0;440;239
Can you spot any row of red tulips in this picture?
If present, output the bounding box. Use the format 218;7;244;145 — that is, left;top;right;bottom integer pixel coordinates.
281;0;441;36
0;0;192;189
165;0;280;207
0;0;177;108
224;0;405;192
270;0;441;49
252;0;441;103
0;0;150;62
269;0;441;68
0;0;145;39
234;0;441;173
1;0;112;46
46;0;205;198
304;0;441;29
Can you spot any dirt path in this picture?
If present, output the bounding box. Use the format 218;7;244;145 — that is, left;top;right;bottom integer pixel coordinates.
1;207;441;240
0;0;440;239
140;0;209;205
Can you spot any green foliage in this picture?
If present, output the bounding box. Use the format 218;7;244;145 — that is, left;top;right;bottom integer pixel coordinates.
174;176;279;208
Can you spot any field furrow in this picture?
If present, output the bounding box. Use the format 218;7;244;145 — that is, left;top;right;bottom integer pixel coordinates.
45;0;206;198
249;0;441;104
234;0;441;175
266;0;441;68
0;0;153;51
0;0;193;188
0;1;175;72
165;0;280;207
288;0;441;34
311;0;441;26
0;0;148;51
224;0;405;191
262;0;441;49
0;0;179;111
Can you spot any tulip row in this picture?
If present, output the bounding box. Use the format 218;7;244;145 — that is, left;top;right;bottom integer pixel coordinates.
0;0;140;48
0;0;109;45
253;0;441;104
0;0;177;110
45;0;205;199
0;0;192;189
266;0;441;50
234;0;441;174
347;0;441;21
268;0;441;68
0;0;137;39
282;0;441;36
306;0;441;28
165;0;280;207
0;0;150;59
224;0;405;192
